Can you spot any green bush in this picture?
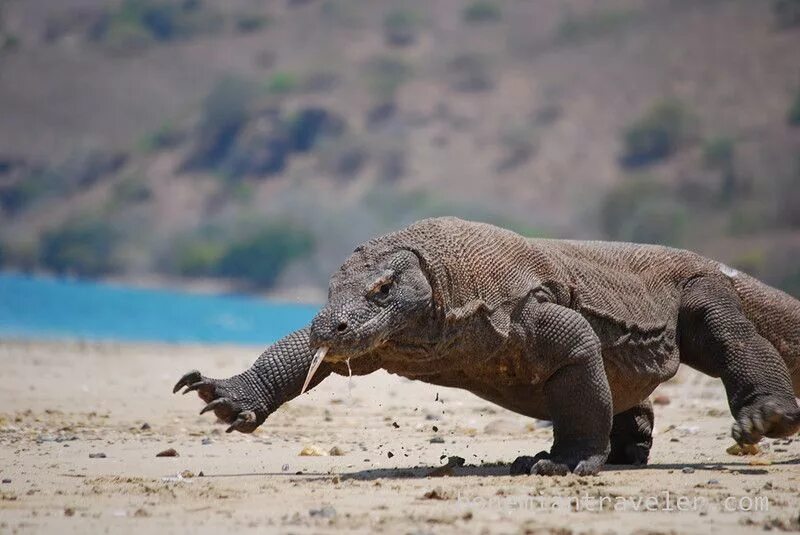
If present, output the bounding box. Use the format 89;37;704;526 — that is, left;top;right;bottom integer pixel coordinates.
103;0;222;46
0;33;20;52
777;156;800;227
235;13;271;33
601;177;687;245
265;71;299;95
773;0;800;28
383;9;420;47
140;121;183;152
555;8;636;45
0;171;50;215
174;239;225;276
620;99;694;168
463;2;502;24
702;136;738;201
215;224;313;286
182;76;254;171
112;177;152;205
447;52;493;92
39;216;119;277
788;89;800;126
363;56;412;102
780;268;800;298
172;222;314;288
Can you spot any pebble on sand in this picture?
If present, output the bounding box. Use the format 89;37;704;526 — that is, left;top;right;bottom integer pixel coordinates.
653;395;671;405
299;445;328;456
88;452;107;459
726;443;761;456
156;448;179;457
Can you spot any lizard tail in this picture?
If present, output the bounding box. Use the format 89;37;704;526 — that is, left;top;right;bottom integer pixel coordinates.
732;271;800;394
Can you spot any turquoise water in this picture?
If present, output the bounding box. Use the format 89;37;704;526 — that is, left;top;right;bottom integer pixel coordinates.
0;273;318;345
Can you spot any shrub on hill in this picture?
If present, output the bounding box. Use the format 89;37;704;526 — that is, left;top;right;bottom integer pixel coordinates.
620;99;694;168
383;9;421;47
172;221;314;288
463;2;502;24
39;216;119;277
773;0;800;28
788;89;800;126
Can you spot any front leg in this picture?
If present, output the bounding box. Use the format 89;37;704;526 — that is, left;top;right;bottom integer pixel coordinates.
173;328;331;433
510;303;613;476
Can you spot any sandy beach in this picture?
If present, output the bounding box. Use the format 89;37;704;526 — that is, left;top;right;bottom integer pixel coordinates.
0;339;798;534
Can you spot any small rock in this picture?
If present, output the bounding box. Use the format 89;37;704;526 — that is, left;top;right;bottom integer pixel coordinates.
299;445;327;456
140;423;151;431
652;395;671;406
309;505;336;519
432;425;439;432
328;446;345;456
201;438;213;445
429;437;445;444
281;464;290;472
198;471;204;477
387;452;394;458
707;479;720;485
331;475;340;484
88;452;107;459
133;508;149;518
392;422;400;428
427;456;465;478
1;479;10;484
180;470;195;478
726;443;761;456
156;448;179;457
423;487;447;500
681;467;695;474
64;507;75;517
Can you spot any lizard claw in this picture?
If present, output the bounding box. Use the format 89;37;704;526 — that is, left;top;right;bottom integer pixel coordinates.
226;411;257;433
182;381;212;395
173;369;269;433
173;370;202;394
732;397;800;445
200;398;229;415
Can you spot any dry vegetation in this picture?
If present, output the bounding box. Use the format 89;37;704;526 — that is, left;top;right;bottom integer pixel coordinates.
0;0;798;298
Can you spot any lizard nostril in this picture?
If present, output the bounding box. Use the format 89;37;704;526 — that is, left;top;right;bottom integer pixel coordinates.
336;322;348;333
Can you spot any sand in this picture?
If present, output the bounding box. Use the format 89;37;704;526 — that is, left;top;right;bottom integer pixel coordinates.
0;340;798;534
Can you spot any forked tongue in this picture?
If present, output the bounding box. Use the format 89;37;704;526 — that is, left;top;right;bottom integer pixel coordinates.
300;346;328;395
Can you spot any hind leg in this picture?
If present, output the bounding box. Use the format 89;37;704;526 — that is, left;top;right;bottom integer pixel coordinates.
608;400;653;465
680;276;800;444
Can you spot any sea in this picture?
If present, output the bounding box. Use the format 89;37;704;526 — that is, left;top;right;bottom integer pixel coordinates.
0;272;318;345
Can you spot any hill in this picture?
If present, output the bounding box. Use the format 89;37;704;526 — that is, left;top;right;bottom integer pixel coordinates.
1;0;799;300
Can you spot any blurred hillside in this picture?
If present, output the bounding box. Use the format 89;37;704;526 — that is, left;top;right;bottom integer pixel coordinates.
0;0;799;300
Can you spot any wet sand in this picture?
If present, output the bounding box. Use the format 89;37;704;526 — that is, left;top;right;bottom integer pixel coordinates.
0;340;798;533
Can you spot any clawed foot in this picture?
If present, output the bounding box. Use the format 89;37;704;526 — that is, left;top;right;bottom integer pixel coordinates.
173;370;267;433
510;450;605;476
607;442;650;465
732;397;800;445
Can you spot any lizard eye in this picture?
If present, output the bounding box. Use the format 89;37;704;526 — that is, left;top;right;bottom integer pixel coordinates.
368;275;394;302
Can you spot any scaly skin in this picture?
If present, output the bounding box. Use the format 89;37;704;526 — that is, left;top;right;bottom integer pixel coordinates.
174;217;800;475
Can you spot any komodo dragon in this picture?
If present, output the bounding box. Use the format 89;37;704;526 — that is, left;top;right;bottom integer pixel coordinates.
173;217;800;475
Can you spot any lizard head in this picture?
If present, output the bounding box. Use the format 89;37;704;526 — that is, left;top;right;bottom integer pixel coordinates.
308;247;434;363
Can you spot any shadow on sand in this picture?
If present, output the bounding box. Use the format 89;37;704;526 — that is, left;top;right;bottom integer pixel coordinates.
197;456;800;481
